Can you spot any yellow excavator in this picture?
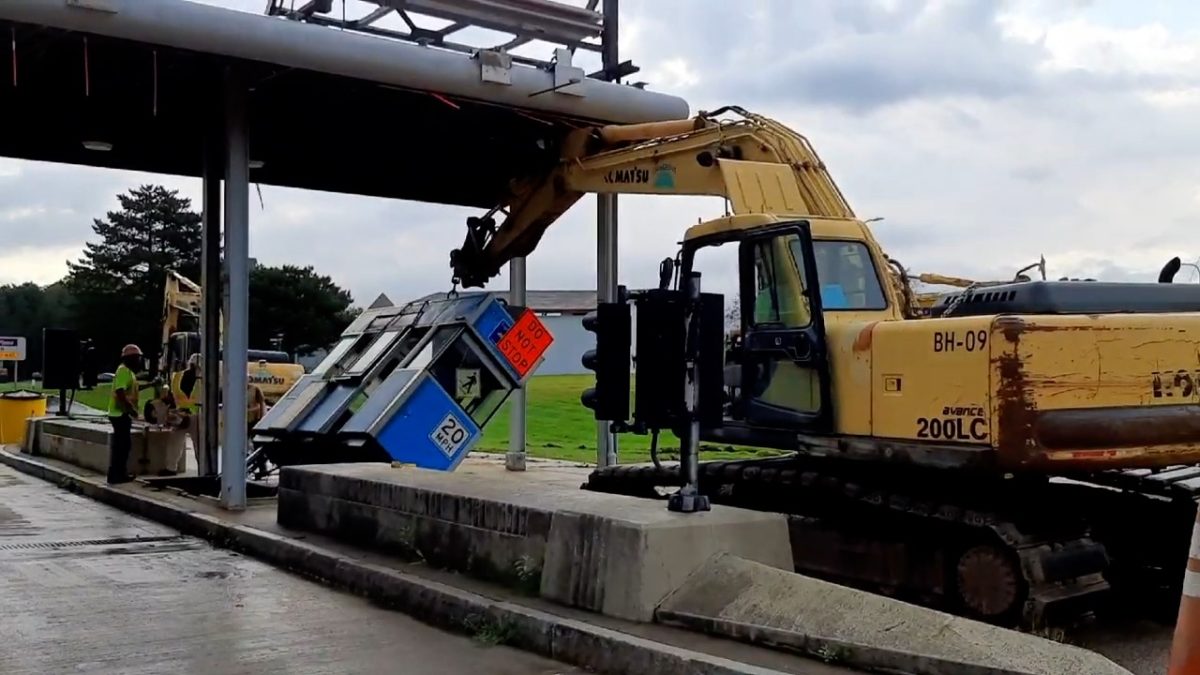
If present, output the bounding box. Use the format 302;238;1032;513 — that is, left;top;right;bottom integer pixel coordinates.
158;270;304;407
449;106;1200;628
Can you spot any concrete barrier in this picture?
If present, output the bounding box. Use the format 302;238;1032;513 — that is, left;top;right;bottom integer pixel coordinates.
30;417;187;476
277;462;794;622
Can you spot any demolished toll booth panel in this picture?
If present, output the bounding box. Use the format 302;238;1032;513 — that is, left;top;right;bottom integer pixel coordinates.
252;292;552;470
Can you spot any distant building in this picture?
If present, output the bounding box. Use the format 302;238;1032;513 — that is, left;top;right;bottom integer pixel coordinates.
295;349;327;372
368;293;394;309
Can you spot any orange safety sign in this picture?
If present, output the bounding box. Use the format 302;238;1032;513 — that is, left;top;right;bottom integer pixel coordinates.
497;309;553;378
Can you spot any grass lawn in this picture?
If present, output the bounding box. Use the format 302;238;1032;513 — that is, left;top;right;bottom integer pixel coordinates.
0;381;156;412
475;374;784;464
1;375;783;465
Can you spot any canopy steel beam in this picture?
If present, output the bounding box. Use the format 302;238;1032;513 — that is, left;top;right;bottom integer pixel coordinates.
220;67;250;511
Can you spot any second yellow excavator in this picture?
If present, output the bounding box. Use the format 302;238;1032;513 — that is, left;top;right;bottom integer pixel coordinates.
158;270;304;407
449;106;1200;628
906;257;1047;315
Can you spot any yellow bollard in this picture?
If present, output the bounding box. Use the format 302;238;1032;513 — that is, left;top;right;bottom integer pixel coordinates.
0;390;47;446
1169;503;1200;674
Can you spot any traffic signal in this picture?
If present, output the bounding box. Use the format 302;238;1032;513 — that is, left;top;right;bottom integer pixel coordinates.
80;339;98;390
631;289;685;430
42;328;79;391
580;301;631;422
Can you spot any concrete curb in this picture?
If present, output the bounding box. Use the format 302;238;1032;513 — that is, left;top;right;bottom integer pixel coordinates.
659;611;1025;675
657;553;1133;675
0;450;794;675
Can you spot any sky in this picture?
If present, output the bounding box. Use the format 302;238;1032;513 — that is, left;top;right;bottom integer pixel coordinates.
2;0;1198;305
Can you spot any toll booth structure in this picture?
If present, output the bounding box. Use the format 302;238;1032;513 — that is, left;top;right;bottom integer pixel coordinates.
0;0;688;508
252;292;552;472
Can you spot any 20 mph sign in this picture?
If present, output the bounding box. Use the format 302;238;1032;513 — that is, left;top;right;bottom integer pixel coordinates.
0;337;26;361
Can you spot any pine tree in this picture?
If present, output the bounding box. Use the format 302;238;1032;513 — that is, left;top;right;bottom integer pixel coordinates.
65;185;201;368
248;264;358;357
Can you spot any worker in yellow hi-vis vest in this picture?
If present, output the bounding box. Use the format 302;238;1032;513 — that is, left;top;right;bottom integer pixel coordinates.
106;344;142;484
177;354;203;469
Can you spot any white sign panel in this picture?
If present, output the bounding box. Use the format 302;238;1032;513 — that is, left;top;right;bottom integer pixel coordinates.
0;337;27;361
455;368;480;401
430;411;471;459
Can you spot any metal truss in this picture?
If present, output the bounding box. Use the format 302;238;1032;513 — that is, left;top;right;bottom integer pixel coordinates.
263;0;638;81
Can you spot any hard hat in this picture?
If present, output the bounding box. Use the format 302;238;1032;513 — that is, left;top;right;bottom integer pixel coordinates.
121;344;143;357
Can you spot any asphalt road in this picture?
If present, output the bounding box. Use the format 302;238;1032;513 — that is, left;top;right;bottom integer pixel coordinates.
0;464;579;675
1076;618;1174;675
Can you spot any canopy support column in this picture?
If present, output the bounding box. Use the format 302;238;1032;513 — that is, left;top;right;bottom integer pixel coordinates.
220;67;250;511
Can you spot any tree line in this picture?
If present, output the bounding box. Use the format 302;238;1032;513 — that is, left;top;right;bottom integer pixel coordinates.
0;184;359;377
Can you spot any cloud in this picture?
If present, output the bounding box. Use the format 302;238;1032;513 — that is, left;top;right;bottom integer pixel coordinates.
0;245;88;286
0;0;1197;309
621;0;1047;113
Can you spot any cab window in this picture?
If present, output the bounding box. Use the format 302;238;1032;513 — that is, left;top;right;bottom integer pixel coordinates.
750;235;811;328
794;239;887;310
168;334;192;371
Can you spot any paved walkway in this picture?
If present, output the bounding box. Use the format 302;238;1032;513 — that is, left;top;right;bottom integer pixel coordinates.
0;464;577;675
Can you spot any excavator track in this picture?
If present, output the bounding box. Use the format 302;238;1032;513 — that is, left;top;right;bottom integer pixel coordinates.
582;455;1195;628
1086;464;1200;500
1063;465;1200;618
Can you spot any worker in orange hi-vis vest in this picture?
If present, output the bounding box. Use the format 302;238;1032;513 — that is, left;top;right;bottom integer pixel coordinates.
1169;508;1200;674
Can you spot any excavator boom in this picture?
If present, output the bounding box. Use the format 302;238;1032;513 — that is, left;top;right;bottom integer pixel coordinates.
450;106;855;288
161;270;204;361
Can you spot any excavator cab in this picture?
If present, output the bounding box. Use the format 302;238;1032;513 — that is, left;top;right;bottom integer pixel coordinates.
667;212;903;451
679;219;835;439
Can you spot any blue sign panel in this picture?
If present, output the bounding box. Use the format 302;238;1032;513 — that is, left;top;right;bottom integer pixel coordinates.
488;320;512;345
470;297;522;381
476;298;514;345
374;374;482;471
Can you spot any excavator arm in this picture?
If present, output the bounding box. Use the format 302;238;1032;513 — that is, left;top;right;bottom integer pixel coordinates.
450;106;856;288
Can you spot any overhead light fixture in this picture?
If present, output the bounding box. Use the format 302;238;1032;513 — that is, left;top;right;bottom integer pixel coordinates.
82;140;113;152
249;160;264;169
